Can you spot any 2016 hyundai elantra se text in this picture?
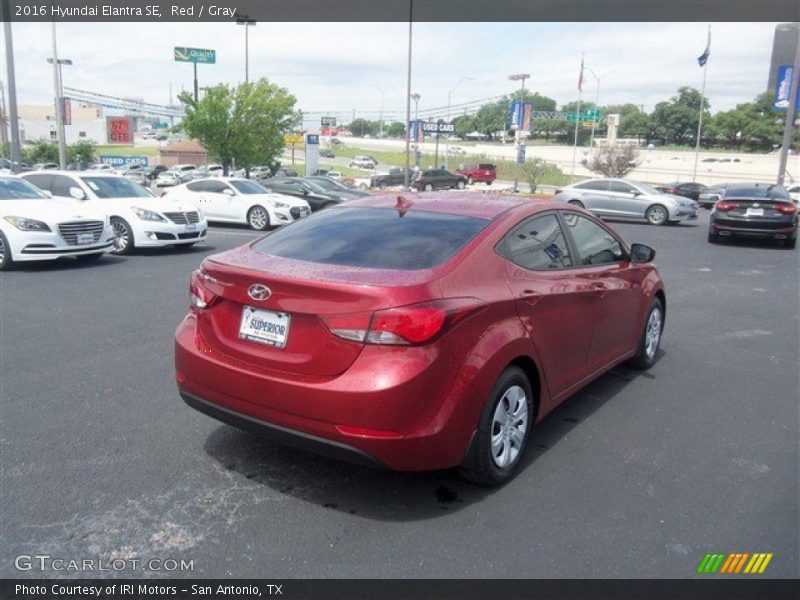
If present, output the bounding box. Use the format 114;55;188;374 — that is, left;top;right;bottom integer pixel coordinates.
175;193;666;485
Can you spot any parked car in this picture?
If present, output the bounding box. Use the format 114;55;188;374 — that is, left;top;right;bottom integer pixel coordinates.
785;184;800;204
0;175;115;269
708;183;797;248
370;167;409;189
654;182;707;201
305;176;371;198
87;163;116;172
554;178;698;226
320;149;336;158
146;165;169;181
411;168;468;192
698;183;735;208
33;162;59;171
348;156;378;170
163;178;311;230
123;170;150;187
175;194;665;485
262;177;346;211
20;171;208;254
156;170;193;187
272;167;298;178
456;163;497;185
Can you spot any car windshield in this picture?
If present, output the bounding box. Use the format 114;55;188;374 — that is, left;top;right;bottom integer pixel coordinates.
252;207;489;270
300;180;329;194
725;186;790;200
633;182;662;195
229;180;269;195
0;177;49;200
310;178;344;191
81;177;154;198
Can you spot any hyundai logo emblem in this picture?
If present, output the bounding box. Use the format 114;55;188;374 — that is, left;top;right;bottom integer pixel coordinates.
248;284;271;301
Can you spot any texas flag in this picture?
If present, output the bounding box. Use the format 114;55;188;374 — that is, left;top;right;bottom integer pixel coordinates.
697;27;711;67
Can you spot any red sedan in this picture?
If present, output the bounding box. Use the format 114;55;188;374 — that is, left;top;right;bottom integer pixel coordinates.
175;193;665;485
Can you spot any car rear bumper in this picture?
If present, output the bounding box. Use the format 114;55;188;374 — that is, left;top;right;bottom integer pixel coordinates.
710;217;797;239
174;315;480;471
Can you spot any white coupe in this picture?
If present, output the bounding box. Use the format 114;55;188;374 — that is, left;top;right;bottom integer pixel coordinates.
163;177;311;230
0;176;115;270
21;171;208;254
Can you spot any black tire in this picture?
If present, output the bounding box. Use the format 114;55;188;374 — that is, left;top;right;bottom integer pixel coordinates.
707;229;720;244
645;204;669;226
784;236;796;249
76;253;104;262
628;297;664;370
0;230;13;271
378;180;388;190
459;366;534;486
568;199;584;209
486;180;492;186
456;180;466;190
247;205;270;231
110;217;134;255
423;183;433;192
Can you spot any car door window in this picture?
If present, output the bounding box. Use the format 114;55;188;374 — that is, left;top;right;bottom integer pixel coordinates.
609;181;637;195
51;175;78;197
575;180;610;191
497;214;573;270
22;174;53;192
563;214;626;266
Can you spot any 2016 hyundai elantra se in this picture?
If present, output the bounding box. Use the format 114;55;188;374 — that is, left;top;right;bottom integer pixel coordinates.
175;193;666;485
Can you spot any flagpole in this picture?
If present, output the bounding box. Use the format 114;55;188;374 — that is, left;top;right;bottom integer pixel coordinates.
571;53;584;182
692;25;710;183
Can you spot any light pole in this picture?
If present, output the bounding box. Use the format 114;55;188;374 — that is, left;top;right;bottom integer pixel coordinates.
236;15;256;84
47;57;72;165
49;23;71;169
509;73;530;192
2;1;21;173
584;67;615;150
411;93;421;169
375;85;385;139
444;77;473;170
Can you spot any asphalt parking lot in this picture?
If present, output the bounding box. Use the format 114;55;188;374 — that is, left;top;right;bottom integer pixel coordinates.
1;209;798;579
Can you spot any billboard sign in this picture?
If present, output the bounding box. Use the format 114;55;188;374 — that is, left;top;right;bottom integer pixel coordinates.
422;121;454;134
99;155;149;168
283;133;304;144
174;47;216;64
306;134;320;145
773;65;800;111
321;116;337;127
106;117;133;144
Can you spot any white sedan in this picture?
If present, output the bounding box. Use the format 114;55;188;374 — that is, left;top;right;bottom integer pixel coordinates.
163;177;311;230
0;176;115;270
20;171;208;254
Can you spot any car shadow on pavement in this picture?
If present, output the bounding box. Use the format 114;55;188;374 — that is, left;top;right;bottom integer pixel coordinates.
201;355;663;522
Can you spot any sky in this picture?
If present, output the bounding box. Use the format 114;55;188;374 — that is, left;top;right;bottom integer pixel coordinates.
0;21;785;122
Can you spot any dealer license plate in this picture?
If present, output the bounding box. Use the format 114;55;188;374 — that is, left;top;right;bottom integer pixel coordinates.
238;306;290;348
746;208;764;217
76;233;94;245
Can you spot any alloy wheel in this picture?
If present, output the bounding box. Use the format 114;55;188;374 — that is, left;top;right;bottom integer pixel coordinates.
248;207;268;230
647;205;668;225
490;385;529;469
645;307;662;360
112;220;130;253
0;235;6;266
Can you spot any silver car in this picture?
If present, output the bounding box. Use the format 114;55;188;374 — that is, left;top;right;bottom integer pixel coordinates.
555;178;699;225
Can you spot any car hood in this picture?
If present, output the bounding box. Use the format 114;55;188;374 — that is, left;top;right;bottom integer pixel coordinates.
0;197;108;224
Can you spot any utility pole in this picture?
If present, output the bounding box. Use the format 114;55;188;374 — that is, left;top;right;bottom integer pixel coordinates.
236;15;256;84
411;93;421;169
2;0;21;172
509;73;530;192
403;13;413;189
50;22;67;169
777;32;800;186
444;77;472;170
376;85;385;138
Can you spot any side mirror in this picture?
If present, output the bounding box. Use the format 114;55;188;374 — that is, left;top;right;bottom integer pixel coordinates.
630;243;656;263
69;187;86;200
223;188;235;196
631;190;642;196
302;189;309;195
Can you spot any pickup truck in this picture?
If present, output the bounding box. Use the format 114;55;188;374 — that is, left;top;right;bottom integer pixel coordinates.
370;167;408;189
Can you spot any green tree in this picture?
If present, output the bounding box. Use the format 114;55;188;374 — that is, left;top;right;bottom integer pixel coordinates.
385;121;405;138
650;86;710;146
619;111;653;144
348;118;379;137
178;78;299;175
22;140;59;165
67;140;96;169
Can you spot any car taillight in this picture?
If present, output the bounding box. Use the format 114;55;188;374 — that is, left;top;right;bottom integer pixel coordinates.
775;203;797;215
716;200;737;211
189;270;220;311
320;298;486;346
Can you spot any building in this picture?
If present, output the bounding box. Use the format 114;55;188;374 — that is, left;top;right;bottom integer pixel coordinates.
18;103;107;145
767;23;800;94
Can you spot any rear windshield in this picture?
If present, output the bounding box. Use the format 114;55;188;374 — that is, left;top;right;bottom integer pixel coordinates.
479;164;496;170
724;186;790;200
252;207;488;270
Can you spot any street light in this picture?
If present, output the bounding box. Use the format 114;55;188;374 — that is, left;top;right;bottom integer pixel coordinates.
49;23;71;169
444;77;473;170
236;15;256;84
584;66;616;150
375;85;386;139
509;73;530;193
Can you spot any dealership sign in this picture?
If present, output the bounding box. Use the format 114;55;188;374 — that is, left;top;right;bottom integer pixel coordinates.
99;155;149;168
773;65;800;112
106;117;133;144
422;121;455;134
